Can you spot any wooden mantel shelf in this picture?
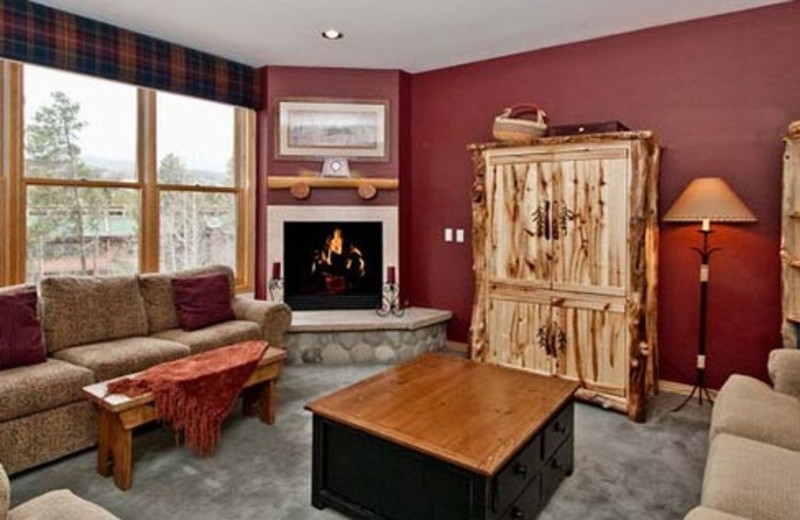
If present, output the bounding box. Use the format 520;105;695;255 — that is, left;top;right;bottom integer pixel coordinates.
267;176;399;190
267;175;399;200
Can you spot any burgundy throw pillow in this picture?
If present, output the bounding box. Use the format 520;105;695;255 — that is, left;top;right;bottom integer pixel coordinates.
171;272;235;331
0;289;46;369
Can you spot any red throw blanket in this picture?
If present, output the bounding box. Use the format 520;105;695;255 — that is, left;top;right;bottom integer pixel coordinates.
107;340;269;456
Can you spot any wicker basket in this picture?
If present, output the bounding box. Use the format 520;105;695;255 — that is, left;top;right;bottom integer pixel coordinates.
493;105;548;143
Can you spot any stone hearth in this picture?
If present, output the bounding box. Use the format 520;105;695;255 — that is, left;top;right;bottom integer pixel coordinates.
285;307;452;365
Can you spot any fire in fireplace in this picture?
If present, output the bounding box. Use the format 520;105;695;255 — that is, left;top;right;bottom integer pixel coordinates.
284;222;383;310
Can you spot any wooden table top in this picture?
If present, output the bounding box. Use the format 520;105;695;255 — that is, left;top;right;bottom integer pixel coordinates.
83;347;286;414
305;353;578;476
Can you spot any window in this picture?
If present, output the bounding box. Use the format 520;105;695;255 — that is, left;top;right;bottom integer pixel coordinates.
0;61;254;289
156;92;239;273
23;65;139;282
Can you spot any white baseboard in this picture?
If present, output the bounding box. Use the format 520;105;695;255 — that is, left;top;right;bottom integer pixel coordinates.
445;340;468;353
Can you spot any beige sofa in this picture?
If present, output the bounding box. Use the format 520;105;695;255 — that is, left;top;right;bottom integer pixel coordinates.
685;349;800;520
0;265;291;475
1;462;119;519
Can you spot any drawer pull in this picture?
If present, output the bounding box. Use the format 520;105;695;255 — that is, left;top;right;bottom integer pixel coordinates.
513;462;528;476
511;508;525;519
552;459;564;470
554;422;566;434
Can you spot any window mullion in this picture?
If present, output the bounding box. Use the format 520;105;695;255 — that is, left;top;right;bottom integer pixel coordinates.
3;62;24;285
139;89;159;273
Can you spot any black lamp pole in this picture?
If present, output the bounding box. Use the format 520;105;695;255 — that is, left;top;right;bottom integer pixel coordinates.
674;225;720;411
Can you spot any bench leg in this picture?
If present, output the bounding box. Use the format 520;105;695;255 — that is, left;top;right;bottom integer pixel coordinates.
97;410;113;477
109;414;133;490
242;379;277;425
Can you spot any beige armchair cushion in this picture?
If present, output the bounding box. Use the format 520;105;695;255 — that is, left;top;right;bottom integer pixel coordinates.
151;320;261;355
1;464;9;520
684;507;749;520
768;348;800;398
138;265;235;335
710;374;800;451
9;490;119;520
52;337;190;381
0;359;94;422
702;434;800;520
40;275;148;353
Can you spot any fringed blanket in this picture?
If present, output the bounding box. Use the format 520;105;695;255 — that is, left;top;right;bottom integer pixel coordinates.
107;340;269;456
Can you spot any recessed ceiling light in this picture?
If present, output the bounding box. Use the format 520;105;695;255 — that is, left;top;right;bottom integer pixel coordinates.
322;29;344;40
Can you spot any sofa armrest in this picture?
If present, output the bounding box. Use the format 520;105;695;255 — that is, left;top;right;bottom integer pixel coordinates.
768;348;800;398
1;463;9;520
232;298;292;350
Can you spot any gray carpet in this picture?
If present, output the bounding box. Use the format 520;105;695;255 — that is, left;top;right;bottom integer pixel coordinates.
10;364;710;519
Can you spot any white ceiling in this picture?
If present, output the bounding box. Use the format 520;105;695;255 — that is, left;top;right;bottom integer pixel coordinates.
34;0;787;73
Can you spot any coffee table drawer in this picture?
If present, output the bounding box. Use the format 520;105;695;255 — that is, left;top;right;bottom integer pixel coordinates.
494;433;543;515
543;402;573;460
541;434;574;503
500;474;542;520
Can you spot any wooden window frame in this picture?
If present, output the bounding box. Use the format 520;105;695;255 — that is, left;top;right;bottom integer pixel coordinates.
0;61;255;292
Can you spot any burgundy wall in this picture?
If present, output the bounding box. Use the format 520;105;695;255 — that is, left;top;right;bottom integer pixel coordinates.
405;3;800;387
255;66;405;297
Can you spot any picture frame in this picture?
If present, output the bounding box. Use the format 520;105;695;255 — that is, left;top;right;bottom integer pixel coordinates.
276;98;389;161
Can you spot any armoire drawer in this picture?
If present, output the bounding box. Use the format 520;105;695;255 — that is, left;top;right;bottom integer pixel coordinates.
543;402;573;460
494;432;543;515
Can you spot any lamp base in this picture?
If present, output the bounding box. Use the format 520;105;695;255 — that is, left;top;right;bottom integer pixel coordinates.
673;368;714;412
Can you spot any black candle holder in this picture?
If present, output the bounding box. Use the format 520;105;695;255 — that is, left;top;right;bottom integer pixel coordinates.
268;277;284;303
376;282;404;317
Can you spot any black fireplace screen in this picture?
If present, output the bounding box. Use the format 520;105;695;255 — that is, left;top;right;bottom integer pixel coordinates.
284;222;383;310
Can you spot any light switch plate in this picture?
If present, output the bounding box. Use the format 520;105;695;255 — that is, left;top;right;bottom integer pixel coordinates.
456;229;465;243
444;228;453;242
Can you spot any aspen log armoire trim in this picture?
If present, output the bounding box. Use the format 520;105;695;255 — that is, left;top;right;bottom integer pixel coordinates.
469;131;660;422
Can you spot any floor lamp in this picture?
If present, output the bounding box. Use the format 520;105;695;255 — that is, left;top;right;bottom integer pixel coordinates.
663;177;757;411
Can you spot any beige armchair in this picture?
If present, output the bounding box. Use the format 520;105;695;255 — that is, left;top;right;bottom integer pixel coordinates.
0;464;119;520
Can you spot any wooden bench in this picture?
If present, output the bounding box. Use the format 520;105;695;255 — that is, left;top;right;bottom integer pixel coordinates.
83;347;286;490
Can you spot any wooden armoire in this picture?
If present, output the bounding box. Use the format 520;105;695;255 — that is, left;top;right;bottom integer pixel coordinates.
469;131;660;422
781;121;800;349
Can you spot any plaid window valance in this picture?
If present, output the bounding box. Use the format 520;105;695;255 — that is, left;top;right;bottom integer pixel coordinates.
0;0;260;109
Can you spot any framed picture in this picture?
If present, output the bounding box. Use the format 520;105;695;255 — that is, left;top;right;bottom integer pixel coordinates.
276;99;388;161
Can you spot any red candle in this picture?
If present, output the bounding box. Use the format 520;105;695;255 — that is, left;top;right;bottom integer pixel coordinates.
272;261;281;279
387;265;396;284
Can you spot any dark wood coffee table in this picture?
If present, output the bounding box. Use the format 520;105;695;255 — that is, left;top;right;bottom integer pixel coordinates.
83;347;286;491
306;353;578;520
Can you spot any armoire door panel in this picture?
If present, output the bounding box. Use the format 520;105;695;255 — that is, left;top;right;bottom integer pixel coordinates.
486;295;554;375
550;154;629;296
486;160;551;285
552;301;627;397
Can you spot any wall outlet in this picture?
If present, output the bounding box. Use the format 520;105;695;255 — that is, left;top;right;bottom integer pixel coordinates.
456;229;465;243
444;228;453;242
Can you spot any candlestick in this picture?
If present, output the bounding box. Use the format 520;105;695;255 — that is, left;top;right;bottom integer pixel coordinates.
272;261;281;279
387;265;396;284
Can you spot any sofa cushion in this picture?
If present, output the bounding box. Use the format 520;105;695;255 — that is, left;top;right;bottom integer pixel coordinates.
702;434;800;520
40;276;148;353
52;337;190;382
139;265;235;335
9;490;120;520
684;507;749;520
151;320;261;355
171;272;235;331
0;358;94;422
0;288;46;369
710;374;800;451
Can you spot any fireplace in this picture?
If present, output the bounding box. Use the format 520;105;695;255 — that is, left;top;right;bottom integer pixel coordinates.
284;221;383;310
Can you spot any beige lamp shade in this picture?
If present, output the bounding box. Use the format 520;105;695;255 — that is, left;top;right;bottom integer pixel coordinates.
663;177;757;223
